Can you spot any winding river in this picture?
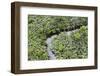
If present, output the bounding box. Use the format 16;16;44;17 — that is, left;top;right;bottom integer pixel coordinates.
46;29;78;60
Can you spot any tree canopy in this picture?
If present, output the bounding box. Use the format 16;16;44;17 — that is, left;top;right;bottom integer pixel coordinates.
28;15;88;60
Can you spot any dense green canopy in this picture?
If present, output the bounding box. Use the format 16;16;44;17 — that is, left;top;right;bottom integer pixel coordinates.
28;15;88;60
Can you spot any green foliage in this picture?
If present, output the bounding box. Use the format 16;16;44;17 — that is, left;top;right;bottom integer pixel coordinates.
52;26;88;59
28;15;88;60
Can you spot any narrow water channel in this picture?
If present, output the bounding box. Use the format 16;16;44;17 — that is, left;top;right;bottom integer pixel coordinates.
46;35;57;59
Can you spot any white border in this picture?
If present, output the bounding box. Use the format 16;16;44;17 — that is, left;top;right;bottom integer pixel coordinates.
20;6;95;70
